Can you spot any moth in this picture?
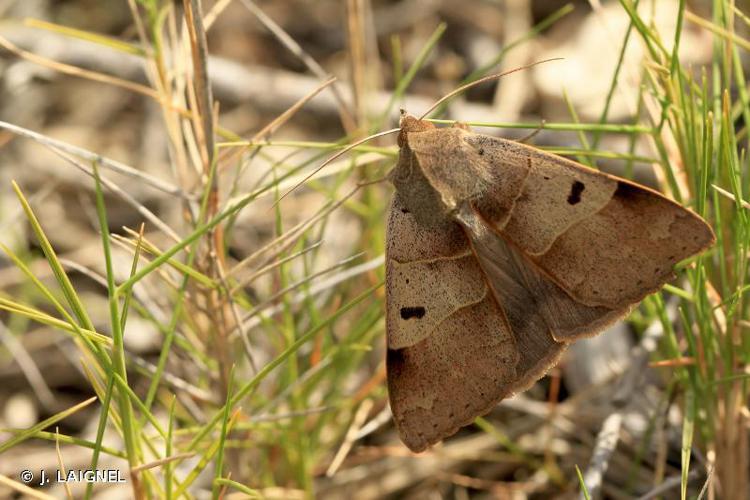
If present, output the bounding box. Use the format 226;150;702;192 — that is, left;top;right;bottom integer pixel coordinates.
385;112;715;452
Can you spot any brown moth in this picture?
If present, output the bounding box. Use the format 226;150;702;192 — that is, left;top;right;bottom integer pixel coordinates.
385;112;715;453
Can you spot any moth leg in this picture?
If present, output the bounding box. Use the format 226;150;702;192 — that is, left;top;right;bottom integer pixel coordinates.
450;121;471;131
517;119;546;144
357;175;389;187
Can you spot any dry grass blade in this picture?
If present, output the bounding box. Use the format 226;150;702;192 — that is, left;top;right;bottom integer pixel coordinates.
214;257;259;373
221;76;338;182
184;0;215;172
230;241;322;294
0;323;55;409
130;357;217;404
275;128;399;204
234;255;383;336
251;77;338;143
419;57;564;119
239;252;365;323
239;0;356;132
231;151;385;205
0;120;189;199
131;452;196;474
230;185;360;276
0;473;56;500
637;469;702;500
713;183;750;209
326;399;374;477
0;33;159;100
53;427;73;499
46;146;182;243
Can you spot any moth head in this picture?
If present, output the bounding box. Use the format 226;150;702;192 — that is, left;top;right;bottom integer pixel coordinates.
397;111;435;147
390;111;434;186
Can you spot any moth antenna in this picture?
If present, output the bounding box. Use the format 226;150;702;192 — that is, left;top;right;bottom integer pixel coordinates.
418;57;564;120
276;59;561;206
274;127;400;206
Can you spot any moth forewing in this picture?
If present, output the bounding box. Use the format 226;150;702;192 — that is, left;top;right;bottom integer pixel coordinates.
386;114;715;452
385;195;519;453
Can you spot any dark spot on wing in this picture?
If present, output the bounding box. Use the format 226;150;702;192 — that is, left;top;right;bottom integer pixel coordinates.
478;148;485;155
567;181;585;205
614;180;641;200
387;347;404;362
400;306;426;320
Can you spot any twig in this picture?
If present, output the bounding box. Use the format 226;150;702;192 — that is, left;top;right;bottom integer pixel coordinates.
579;301;675;499
612;305;672;407
696;465;714;500
0;26;500;122
637;469;701;500
580;412;623;499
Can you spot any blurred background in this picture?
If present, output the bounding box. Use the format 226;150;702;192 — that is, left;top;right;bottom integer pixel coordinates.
0;0;741;499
